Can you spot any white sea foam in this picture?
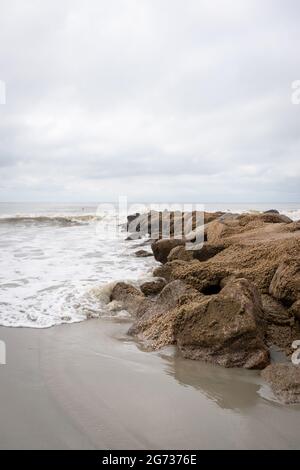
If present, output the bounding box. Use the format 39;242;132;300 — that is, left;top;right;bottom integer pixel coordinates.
0;204;157;328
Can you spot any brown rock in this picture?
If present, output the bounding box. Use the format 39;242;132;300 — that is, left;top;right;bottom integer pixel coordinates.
290;300;300;321
135;249;153;258
163;235;300;294
261;213;292;224
261;364;300;404
167;243;226;263
110;282;149;317
151;238;185;264
167;245;193;262
269;258;300;306
264;209;280;214
261;294;293;325
193;243;226;261
238;212;292;226
128;280;203;348
124;210;300;369
140;278;166;296
159;259;228;294
177;278;269;369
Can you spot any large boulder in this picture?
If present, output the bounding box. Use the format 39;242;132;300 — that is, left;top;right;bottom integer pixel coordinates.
167;243;226;263
264;209;280;214
260;213;292;224
261;364;300;404
110;282;149;317
157;259;228;293
177;278;269;369
205;216;241;243
128;280;203;348
269;258;300;306
129;277;269;369
238;212;292;226
151;238;185;264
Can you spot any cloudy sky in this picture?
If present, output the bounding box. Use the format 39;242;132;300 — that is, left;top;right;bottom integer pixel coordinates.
0;0;300;203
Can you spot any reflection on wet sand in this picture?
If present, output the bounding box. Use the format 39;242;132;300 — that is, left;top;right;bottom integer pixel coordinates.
158;348;262;412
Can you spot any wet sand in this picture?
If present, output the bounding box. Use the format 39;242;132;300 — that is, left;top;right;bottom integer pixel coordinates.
0;319;299;450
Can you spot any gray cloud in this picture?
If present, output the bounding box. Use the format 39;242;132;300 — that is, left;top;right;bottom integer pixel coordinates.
0;0;300;202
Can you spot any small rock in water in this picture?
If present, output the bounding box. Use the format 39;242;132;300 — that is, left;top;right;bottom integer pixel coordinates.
135;249;153;258
61;315;72;321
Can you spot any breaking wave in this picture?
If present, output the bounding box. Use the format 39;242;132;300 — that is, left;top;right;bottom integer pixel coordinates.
0;214;103;226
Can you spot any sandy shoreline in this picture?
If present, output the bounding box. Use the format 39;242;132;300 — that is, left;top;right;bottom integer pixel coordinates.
0;319;300;449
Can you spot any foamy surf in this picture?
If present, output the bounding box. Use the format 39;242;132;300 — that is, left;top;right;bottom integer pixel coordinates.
0;202;299;328
0;203;156;328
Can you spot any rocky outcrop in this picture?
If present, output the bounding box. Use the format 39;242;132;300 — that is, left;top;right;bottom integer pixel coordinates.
126;210;224;240
112;279;269;368
124;277;269;369
261;364;300;404
117;209;300;373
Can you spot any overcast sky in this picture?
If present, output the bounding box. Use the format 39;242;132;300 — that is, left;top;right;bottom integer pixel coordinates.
0;0;300;203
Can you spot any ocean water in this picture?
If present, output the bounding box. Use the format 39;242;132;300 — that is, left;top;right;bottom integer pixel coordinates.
0;203;157;328
0;202;299;328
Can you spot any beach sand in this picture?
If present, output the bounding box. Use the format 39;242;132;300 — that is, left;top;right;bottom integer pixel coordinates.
0;319;299;450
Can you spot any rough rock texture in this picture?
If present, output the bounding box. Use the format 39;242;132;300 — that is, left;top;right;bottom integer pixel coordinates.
192;243;226;261
153;233;300;294
167;245;194;262
177;278;269;369
261;294;293;325
126;277;269;368
128;280;203;349
167;243;226;263
126;210;224;240
120;210;300;372
261;364;300;404
140;278;166;296
151;239;185;264
269;258;300;306
110;282;149;317
290;300;300;321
